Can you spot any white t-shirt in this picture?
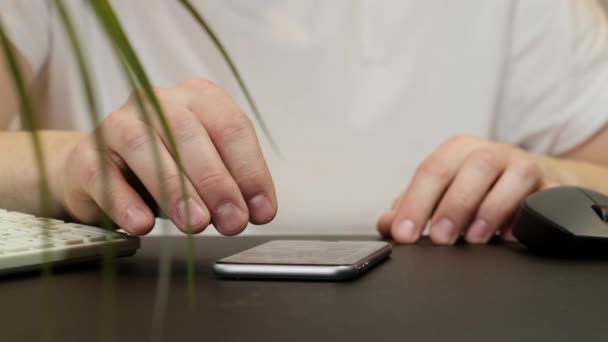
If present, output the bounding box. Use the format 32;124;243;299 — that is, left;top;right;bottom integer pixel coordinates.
2;0;608;234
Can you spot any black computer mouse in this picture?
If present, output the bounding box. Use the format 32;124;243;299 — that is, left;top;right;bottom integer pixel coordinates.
513;186;608;254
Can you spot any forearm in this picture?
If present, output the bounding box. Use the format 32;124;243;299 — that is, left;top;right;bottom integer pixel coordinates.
0;130;86;217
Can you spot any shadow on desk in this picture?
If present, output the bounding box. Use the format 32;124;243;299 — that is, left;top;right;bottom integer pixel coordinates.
2;236;608;342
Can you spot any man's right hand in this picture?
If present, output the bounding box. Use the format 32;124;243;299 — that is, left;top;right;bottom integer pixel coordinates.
57;78;277;236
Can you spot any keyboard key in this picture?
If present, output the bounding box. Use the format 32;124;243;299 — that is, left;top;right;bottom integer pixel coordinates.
47;234;84;246
0;209;139;274
2;229;30;237
12;237;55;249
3;244;29;253
21;218;64;227
12;227;40;236
2;212;35;220
67;230;107;242
70;225;122;239
0;222;18;229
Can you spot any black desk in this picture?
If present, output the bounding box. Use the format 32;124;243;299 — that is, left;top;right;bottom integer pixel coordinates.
2;236;608;342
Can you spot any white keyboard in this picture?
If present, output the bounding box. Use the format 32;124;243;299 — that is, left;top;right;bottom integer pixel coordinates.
0;209;140;275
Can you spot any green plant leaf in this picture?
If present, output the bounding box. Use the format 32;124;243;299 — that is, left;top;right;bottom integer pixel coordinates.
0;23;50;216
179;0;282;157
54;2;118;341
88;2;198;340
0;17;53;342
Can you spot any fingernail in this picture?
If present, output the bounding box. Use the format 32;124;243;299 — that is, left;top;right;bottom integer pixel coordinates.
394;218;416;242
125;206;153;234
467;219;490;243
214;202;246;235
248;194;274;223
431;218;457;244
176;198;208;230
126;206;150;226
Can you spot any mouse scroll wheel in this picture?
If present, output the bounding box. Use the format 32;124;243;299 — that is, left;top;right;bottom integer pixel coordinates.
592;205;608;222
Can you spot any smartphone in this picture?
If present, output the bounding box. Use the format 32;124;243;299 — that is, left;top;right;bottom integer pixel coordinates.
213;240;392;280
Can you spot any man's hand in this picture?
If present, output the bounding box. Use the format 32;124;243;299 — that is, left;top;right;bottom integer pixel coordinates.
58;78;277;236
377;135;561;245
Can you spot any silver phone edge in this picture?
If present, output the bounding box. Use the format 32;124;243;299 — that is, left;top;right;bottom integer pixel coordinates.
213;242;392;280
213;263;358;280
353;243;393;272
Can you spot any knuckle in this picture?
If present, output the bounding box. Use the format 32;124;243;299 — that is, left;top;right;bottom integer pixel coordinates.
448;191;478;212
160;173;187;203
193;170;230;191
445;134;476;147
104;111;124;129
234;167;267;189
152;87;178;106
145;86;175;107
151;86;166;97
466;149;500;172
511;157;541;180
216;114;253;144
416;157;451;183
167;111;200;143
118;121;152;153
124;87;164;107
181;77;216;90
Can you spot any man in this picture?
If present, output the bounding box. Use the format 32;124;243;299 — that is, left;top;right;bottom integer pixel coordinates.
1;0;608;245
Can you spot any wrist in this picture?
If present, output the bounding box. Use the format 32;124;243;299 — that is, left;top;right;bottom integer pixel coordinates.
46;131;87;219
531;153;580;187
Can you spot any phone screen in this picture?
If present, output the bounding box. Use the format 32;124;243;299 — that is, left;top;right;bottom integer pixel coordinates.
219;240;390;265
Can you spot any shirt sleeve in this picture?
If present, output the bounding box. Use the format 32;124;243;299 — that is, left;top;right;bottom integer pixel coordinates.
0;0;51;79
494;0;608;155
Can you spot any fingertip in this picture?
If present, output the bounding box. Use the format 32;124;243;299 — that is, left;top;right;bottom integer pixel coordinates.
391;218;420;244
429;233;457;246
464;219;492;244
248;194;277;225
218;221;249;236
124;207;156;236
429;218;459;245
377;210;396;237
213;202;249;236
176;219;210;235
174;198;211;235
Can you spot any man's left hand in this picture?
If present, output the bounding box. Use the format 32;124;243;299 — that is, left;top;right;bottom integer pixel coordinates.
377;135;561;244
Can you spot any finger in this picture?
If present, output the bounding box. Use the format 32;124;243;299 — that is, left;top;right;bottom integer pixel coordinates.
391;191;405;209
376;192;404;236
429;149;506;245
499;178;556;243
465;158;541;244
540;181;560;190
104;113;210;234
500;224;517;242
181;79;277;225
66;140;155;235
155;108;249;235
390;135;480;244
377;209;396;237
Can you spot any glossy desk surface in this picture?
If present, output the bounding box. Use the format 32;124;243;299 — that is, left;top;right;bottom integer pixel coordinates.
2;236;608;341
